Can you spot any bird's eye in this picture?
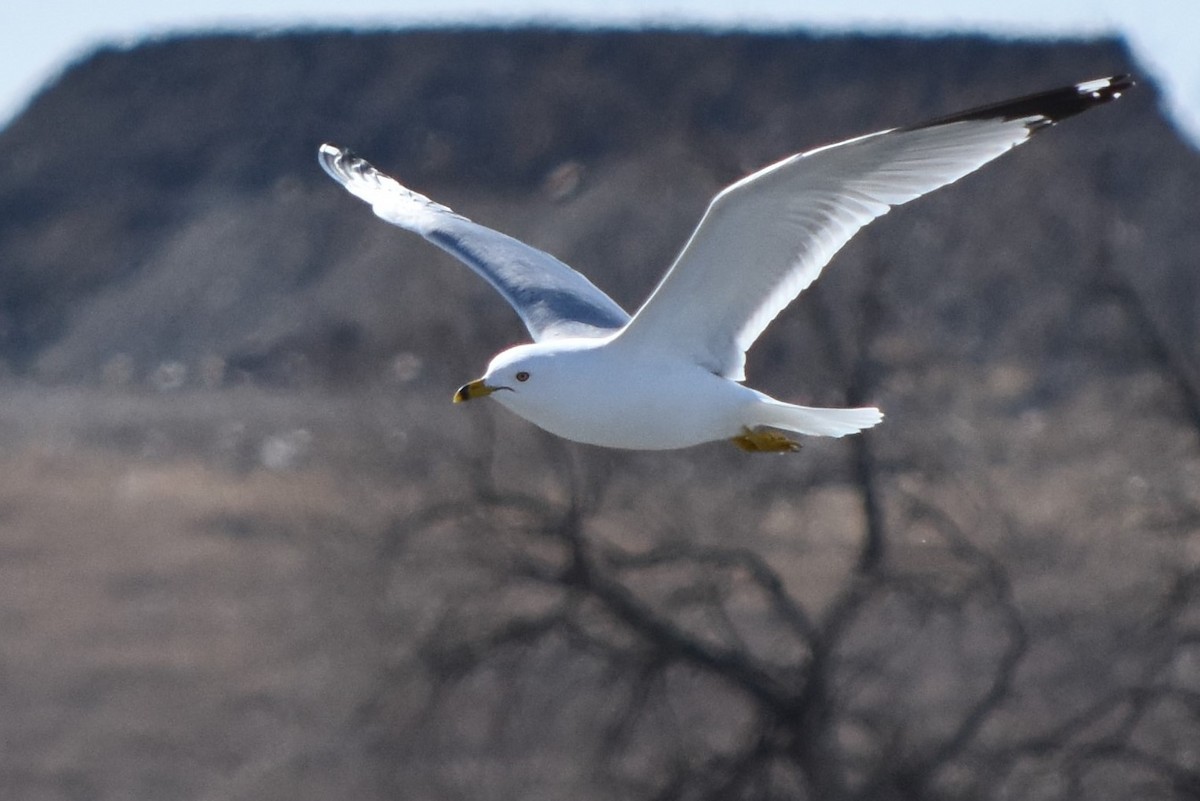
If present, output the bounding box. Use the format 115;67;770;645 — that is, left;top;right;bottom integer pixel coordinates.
515;371;530;382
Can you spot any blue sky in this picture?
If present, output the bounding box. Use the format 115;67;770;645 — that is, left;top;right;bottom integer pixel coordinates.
4;0;1199;147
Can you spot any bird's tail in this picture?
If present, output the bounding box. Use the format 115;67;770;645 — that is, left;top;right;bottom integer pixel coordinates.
749;398;883;438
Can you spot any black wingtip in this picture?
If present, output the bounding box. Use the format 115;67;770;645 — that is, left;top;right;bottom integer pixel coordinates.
318;143;374;186
317;143;345;179
904;75;1135;133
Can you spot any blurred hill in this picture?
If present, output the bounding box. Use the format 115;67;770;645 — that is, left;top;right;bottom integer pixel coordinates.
1;29;1191;389
2;27;1199;801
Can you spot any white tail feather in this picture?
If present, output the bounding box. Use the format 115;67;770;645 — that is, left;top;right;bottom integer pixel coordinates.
751;399;883;438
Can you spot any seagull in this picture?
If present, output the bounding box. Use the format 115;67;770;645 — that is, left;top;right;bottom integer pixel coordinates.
319;75;1131;452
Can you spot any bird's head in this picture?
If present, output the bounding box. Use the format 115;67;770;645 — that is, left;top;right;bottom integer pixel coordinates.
452;342;563;409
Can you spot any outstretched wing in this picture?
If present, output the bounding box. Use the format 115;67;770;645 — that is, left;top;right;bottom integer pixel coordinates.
318;145;630;341
615;76;1132;380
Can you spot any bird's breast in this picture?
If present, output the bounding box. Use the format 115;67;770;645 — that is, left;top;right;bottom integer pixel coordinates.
494;349;753;450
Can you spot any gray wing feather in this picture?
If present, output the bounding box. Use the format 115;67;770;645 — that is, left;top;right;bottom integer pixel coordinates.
319;145;629;341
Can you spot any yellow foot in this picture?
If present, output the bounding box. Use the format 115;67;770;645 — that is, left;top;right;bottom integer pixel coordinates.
730;427;801;453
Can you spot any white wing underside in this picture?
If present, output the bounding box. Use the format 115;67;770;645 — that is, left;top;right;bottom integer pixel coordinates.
616;116;1048;380
318;145;630;341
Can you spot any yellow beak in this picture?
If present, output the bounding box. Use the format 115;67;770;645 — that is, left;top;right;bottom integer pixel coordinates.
453;379;497;403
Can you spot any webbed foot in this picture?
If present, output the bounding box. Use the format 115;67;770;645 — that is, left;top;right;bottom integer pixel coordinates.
730;427;801;453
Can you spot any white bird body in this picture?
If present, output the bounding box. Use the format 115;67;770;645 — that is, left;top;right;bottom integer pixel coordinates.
319;75;1131;452
478;337;754;449
477;336;885;449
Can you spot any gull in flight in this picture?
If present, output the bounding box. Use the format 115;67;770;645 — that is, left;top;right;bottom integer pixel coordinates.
319;75;1131;452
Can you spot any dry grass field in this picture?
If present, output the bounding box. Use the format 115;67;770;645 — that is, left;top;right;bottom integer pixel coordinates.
1;378;1196;800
